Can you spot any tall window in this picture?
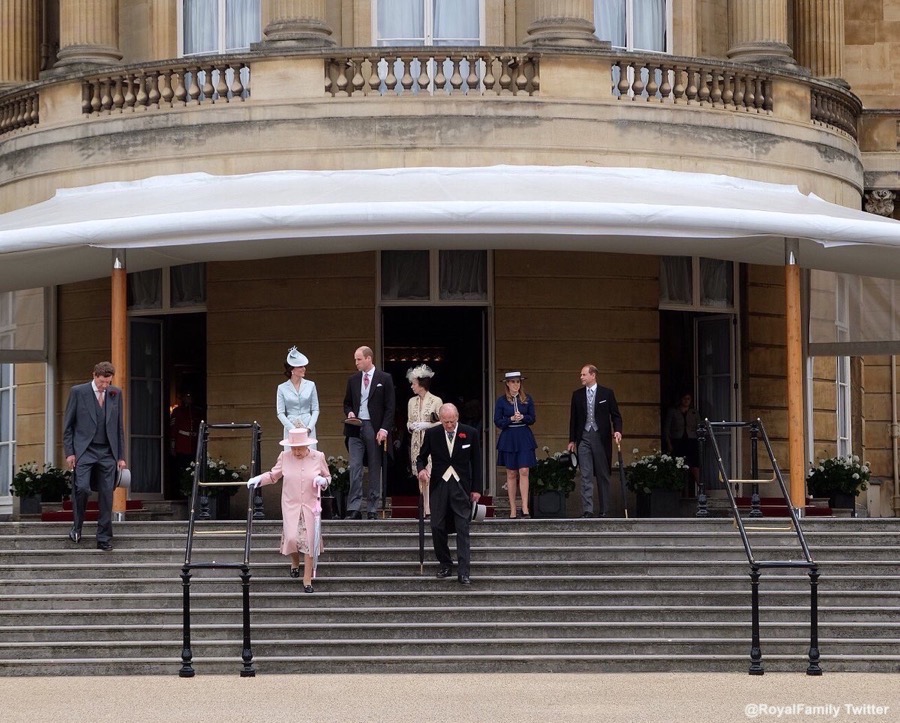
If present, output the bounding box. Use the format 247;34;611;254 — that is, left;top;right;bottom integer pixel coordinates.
594;0;669;52
180;0;261;55
835;275;851;456
375;0;482;46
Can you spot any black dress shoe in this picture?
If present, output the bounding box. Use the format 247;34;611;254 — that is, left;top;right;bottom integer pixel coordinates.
436;566;453;579
347;510;362;520
290;567;301;578
67;529;82;543
303;584;314;594
96;541;113;551
581;512;593;518
367;512;377;520
458;575;471;585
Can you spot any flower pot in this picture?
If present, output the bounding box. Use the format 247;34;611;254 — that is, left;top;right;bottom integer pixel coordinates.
330;490;348;519
18;494;42;516
636;489;681;518
532;490;567;519
829;492;856;511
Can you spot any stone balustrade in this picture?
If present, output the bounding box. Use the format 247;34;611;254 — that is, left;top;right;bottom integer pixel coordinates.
0;90;39;135
0;48;862;141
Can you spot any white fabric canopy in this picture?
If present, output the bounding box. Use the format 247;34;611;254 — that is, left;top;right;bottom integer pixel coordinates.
2;165;900;291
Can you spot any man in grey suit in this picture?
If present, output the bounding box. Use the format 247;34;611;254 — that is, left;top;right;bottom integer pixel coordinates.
63;361;127;551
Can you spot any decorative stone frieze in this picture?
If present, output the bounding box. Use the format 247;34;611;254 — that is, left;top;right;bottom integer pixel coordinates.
524;0;604;48
864;190;896;217
0;0;40;89
261;0;335;47
727;0;796;68
54;0;123;70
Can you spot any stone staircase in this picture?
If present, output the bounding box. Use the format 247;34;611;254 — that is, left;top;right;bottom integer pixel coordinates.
0;518;897;676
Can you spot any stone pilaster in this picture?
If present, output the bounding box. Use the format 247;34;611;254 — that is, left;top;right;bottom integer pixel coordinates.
0;0;40;89
524;0;604;48
727;0;796;68
54;0;122;70
261;0;335;47
794;0;845;83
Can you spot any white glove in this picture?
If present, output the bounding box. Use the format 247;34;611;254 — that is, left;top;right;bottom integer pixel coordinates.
314;475;329;490
246;474;263;489
290;417;304;428
411;421;430;431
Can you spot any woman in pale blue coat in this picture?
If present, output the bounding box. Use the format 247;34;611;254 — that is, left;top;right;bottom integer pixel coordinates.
277;347;319;449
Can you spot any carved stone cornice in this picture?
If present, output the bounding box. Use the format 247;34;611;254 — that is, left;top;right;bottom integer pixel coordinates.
864;189;896;217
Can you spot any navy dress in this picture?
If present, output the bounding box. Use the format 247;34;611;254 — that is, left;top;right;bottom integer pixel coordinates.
494;395;538;469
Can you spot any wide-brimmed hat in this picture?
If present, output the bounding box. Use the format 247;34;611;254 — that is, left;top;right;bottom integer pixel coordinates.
503;371;526;381
279;427;317;447
286;346;309;367
406;364;435;382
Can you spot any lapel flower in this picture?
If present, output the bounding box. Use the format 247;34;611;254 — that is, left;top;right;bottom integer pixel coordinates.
458;432;467;439
109;390;118;399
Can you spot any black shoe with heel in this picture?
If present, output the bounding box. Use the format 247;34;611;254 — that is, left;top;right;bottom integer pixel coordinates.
290;567;300;578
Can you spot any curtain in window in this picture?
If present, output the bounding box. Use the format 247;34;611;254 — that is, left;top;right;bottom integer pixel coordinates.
225;0;261;51
184;0;218;55
434;0;479;44
378;0;425;45
382;251;430;299
700;258;733;308
659;256;691;305
439;251;487;300
632;0;666;51
171;264;206;308
128;270;163;310
595;0;626;46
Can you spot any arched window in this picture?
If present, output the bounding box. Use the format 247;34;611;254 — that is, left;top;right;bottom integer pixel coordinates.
594;0;670;52
180;0;261;56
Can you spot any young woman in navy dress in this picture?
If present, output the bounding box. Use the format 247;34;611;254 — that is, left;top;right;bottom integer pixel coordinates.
494;371;537;518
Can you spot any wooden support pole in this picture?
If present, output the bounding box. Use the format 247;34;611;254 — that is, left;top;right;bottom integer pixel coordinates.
785;241;806;510
111;251;127;436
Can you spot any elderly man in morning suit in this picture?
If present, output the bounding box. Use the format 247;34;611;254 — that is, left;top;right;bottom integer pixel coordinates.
63;361;127;551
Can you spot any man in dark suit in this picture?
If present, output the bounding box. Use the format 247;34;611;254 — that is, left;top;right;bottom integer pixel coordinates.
567;364;623;518
343;346;396;520
63;361;127;550
417;403;482;585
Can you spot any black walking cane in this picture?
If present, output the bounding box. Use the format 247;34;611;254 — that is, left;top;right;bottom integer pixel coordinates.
616;441;629;518
381;437;388;520
418;481;425;574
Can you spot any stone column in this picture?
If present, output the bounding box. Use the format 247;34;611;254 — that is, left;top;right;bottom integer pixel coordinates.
727;0;796;67
524;0;604;48
0;0;40;89
261;0;335;47
55;0;122;70
794;0;845;83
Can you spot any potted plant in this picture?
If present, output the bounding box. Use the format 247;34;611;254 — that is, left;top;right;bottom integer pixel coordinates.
806;453;870;513
326;454;350;519
11;462;72;514
625;449;688;517
530;447;577;518
180;456;248;519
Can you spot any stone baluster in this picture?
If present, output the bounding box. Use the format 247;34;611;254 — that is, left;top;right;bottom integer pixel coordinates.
55;0;123;71
0;0;40;90
727;0;796;68
261;0;335;47
794;0;846;84
524;0;604;47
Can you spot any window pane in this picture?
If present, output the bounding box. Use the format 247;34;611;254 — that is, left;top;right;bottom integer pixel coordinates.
171;264;207;308
184;0;218;55
0;444;10;494
434;0;480;43
595;0;626;46
439;250;486;301
225;0;261;51
632;0;666;51
378;0;425;44
382;250;429;300
659;256;691;305
700;258;733;308
128;269;163;310
0;388;9;439
0;362;10;387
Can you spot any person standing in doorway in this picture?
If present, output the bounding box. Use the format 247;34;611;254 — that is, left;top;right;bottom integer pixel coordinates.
664;391;701;496
494;371;537;519
63;361;128;551
406;364;442;519
277;346;320;448
343;346;395;520
417;403;482;585
567;364;623;518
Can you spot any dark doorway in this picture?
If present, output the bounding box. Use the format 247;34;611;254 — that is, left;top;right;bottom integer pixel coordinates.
382;306;488;496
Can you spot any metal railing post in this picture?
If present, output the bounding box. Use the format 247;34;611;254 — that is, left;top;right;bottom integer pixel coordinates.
240;564;255;677
178;566;194;677
749;563;764;675
807;565;822;675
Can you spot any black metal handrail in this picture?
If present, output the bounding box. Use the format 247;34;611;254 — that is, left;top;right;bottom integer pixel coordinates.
699;418;821;676
179;421;262;678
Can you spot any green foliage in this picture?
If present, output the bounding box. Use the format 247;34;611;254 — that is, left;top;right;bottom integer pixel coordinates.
625;449;688;494
326;455;350;494
179;457;248;497
806;454;870;497
531;447;577;495
11;462;71;500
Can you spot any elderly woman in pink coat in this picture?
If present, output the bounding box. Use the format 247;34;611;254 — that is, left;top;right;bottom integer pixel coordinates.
247;427;330;593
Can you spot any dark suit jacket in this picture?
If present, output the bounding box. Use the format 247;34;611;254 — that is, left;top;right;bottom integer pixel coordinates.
568;385;623;472
63;382;126;462
343;368;395;438
417;423;483;497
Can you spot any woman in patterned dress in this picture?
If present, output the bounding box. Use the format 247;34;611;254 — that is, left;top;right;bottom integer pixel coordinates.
406;364;442;519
